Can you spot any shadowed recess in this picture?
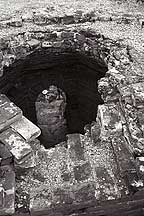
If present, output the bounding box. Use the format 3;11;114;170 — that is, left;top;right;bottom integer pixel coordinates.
0;51;107;138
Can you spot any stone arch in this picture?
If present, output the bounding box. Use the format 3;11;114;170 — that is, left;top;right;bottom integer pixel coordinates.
0;29;111;136
0;28;135;147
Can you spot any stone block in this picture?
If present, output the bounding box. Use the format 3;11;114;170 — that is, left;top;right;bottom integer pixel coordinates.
52;182;95;209
111;136;136;173
0;165;15;215
67;134;85;164
52;182;96;207
11;116;41;141
90;121;101;143
94;166;123;201
15;151;36;169
87;138;129;200
27;39;40;49
0;142;13;166
97;103;122;138
0;94;22;131
0;128;32;162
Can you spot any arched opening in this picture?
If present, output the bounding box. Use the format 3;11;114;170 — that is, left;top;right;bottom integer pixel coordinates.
0;50;107;147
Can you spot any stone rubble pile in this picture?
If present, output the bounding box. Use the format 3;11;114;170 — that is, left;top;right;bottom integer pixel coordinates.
0;94;41;215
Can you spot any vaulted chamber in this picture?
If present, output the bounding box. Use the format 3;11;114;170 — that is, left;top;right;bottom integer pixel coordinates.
0;50;107;147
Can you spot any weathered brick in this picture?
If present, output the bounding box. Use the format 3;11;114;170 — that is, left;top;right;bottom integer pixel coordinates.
11;116;41;141
15;151;36;169
0;165;15;215
0;128;32;162
0;94;22;131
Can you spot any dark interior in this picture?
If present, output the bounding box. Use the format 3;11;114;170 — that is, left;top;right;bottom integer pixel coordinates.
0;51;107;134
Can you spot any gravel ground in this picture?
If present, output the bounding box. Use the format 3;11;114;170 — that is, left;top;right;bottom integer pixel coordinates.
0;0;144;20
0;0;144;52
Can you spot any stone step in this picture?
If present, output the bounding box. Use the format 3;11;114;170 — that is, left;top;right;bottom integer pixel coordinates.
0;94;22;131
111;136;139;193
0;165;15;215
67;133;93;183
84;138;129;201
67;133;85;165
11;116;41;141
0;128;33;163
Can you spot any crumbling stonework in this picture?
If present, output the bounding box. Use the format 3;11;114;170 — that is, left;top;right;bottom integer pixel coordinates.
0;94;41;215
0;5;144;216
35;86;67;147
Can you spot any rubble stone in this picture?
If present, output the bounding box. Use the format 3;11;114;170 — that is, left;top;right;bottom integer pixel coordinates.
0;128;32;163
0;94;22;131
11;116;41;141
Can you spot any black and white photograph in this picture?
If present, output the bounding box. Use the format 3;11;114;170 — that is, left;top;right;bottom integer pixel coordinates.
0;0;144;215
